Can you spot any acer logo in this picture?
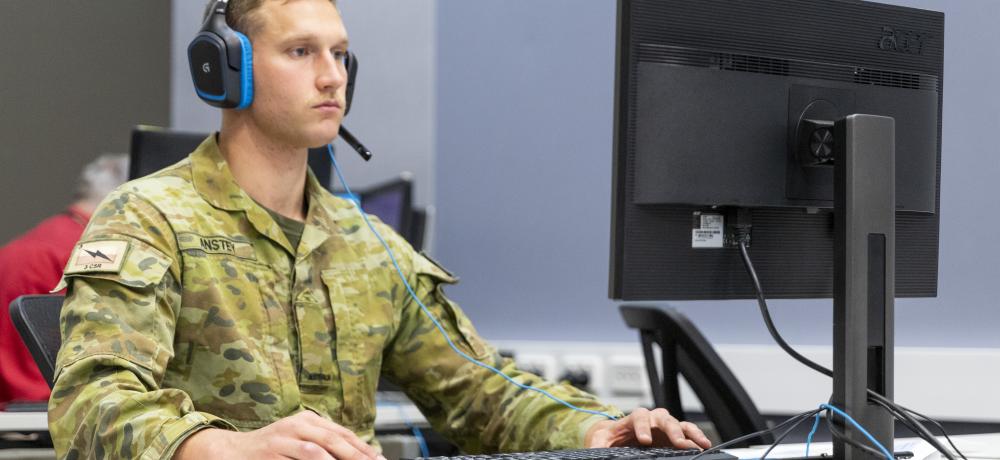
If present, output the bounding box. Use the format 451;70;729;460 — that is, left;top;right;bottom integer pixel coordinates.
878;26;929;55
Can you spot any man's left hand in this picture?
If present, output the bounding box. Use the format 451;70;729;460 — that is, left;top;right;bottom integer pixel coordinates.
584;408;712;450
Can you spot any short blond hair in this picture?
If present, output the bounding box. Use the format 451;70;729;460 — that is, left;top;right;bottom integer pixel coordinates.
202;0;338;38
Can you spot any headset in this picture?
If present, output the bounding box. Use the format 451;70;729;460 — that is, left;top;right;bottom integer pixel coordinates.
188;0;371;160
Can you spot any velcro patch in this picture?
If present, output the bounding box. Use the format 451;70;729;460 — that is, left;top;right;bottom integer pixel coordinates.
178;232;256;260
66;240;130;274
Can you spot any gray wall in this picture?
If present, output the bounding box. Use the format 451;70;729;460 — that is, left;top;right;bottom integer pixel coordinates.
434;0;1000;348
170;0;438;208
0;1;171;244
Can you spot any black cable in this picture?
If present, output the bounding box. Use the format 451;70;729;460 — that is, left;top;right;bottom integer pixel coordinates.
869;393;964;460
737;240;967;460
689;408;823;460
866;395;925;438
737;242;833;377
868;394;957;460
758;411;824;460
899;406;968;460
822;394;887;458
826;414;886;458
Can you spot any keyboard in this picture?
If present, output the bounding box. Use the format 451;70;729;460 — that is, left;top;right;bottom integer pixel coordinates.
409;447;736;460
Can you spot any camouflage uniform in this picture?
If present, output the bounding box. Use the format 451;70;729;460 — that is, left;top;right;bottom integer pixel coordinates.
49;136;622;459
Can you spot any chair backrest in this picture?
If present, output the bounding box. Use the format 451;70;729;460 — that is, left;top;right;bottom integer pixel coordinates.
128;125;333;190
8;295;65;388
619;304;773;447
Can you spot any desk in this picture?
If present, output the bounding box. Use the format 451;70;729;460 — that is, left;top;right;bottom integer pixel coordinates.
0;402;429;434
0;412;46;433
3;410;999;459
723;433;1000;460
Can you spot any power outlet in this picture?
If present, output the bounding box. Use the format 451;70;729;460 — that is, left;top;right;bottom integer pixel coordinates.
608;355;648;397
559;354;604;394
514;353;558;380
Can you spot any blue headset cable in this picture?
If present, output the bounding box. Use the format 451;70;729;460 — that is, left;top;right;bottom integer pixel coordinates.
820;403;894;460
804;411;822;457
379;397;430;457
327;145;618;421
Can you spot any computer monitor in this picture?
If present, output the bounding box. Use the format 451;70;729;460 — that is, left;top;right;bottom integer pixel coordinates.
609;0;943;456
358;175;414;238
408;207;428;252
128;125;334;189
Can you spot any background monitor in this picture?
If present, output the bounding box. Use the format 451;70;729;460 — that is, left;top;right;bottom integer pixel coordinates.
128;125;333;189
609;0;943;301
358;175;414;240
408;207;428;252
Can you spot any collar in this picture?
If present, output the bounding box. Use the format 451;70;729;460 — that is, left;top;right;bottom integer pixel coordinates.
190;134;345;257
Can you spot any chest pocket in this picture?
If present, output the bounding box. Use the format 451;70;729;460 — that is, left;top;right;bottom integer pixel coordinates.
321;267;393;430
169;254;291;428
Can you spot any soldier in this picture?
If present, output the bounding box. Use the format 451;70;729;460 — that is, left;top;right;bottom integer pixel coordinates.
48;0;712;459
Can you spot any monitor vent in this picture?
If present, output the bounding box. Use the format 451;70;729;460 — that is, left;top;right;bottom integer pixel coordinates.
853;67;925;90
718;53;789;76
637;44;937;92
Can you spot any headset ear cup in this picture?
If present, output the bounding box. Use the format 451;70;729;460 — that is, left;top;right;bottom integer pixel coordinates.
344;52;358;116
188;33;229;106
233;31;254;110
188;1;253;109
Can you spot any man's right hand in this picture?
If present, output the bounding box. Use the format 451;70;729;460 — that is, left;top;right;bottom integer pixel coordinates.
174;411;386;460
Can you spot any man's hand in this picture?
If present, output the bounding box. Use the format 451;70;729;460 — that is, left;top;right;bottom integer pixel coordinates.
584;408;712;450
174;411;386;460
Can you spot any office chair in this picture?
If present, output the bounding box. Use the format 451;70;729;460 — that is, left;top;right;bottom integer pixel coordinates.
619;305;773;447
9;295;65;388
128;125;334;189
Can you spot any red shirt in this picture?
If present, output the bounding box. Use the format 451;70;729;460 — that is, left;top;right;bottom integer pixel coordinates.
0;207;88;405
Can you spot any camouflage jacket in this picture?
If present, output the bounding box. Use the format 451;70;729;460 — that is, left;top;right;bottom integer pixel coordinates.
49;136;622;459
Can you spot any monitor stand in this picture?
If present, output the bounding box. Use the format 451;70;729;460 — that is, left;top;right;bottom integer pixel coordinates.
832;114;896;459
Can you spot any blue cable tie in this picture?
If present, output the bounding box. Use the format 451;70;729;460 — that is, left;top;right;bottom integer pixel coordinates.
820;403;894;460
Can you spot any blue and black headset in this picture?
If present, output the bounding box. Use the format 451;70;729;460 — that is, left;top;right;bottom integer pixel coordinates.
187;0;369;161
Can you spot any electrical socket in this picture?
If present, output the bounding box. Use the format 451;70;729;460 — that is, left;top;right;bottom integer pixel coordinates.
608;355;648;397
514;353;558;380
559;354;604;394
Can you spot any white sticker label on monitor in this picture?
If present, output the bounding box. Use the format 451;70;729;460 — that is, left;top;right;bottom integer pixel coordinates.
692;212;724;248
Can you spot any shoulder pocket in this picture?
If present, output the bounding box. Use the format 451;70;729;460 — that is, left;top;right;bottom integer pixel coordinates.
52;237;174;380
413;252;458;284
411;253;490;359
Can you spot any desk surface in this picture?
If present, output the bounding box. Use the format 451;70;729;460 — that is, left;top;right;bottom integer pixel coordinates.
0;412;45;432
4;411;997;459
0;402;429;433
724;433;1000;460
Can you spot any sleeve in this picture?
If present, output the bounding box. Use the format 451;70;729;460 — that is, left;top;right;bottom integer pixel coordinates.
48;191;237;460
381;252;624;454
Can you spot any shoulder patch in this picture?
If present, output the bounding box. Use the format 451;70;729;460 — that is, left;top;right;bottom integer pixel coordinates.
66;239;130;274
